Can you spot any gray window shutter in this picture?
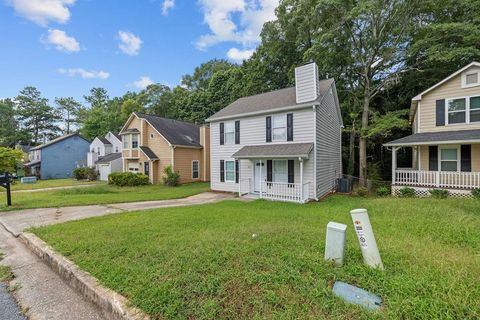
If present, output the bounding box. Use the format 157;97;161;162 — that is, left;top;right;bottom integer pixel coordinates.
288;160;294;183
219;123;224;145
266;117;272;142
220;160;225;182
287;113;293;141
235;121;240;144
235;160;239;183
436;100;445;126
429;146;438;171
461;145;471;172
267;160;273;181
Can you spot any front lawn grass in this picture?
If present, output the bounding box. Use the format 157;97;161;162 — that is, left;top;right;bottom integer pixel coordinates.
0;182;210;211
32;196;480;319
1;178;102;192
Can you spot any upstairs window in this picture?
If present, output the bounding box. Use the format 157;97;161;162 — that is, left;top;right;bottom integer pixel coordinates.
470;96;480;122
272;114;287;141
131;134;139;148
123;135;130;149
447;98;466;124
224;122;235;144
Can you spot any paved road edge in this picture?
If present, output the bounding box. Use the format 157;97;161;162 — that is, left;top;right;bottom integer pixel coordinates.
19;232;150;320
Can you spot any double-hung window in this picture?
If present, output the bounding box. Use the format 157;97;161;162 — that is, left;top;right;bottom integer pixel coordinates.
131;134;139;148
440;148;458;172
470;96;480;122
447;98;466;124
123;135;130;149
273;160;288;183
272;114;287;141
192;160;199;179
224;122;235;144
225;160;235;182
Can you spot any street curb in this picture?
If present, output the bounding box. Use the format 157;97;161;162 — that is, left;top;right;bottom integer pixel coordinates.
18;232;150;320
0;219;20;238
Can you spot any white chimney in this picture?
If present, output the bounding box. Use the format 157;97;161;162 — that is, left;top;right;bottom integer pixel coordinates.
295;62;319;104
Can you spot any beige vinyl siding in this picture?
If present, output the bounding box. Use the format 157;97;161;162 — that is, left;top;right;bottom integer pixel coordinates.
418;144;480;172
316;85;342;198
173;147;203;183
418;66;480;133
210;107;316;197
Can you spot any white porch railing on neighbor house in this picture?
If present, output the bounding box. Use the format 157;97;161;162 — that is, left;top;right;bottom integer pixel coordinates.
394;169;480;189
238;179;309;203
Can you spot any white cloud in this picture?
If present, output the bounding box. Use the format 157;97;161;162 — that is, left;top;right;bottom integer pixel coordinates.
227;47;254;62
58;68;110;79
7;0;76;26
118;31;142;56
161;0;175;16
132;76;154;89
43;29;80;52
196;0;278;51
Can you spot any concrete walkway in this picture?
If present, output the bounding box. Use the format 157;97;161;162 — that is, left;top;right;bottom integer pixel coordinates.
0;192;233;319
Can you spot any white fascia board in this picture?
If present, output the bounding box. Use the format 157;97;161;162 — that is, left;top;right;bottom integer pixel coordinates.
384;139;480;147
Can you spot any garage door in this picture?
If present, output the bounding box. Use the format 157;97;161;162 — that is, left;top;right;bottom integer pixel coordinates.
98;165;110;181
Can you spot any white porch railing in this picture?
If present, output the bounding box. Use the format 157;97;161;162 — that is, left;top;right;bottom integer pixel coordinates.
238;179;309;203
394;169;480;189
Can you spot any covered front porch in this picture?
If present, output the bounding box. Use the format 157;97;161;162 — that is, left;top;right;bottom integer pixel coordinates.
233;143;314;203
386;129;480;196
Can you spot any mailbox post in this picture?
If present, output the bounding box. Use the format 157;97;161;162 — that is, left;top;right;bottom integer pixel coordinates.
0;173;12;207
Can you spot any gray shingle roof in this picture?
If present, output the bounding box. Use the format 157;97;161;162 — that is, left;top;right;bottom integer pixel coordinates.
139;146;159;160
31;133;89;151
98;137;112;145
384;129;480;146
95;153;122;164
135;113;201;148
232;143;314;158
207;79;334;121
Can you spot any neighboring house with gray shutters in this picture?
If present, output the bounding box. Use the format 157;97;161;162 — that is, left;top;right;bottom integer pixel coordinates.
206;62;343;203
385;62;480;197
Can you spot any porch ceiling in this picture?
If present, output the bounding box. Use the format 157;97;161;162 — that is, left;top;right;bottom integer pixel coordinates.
232;143;313;159
384;129;480;147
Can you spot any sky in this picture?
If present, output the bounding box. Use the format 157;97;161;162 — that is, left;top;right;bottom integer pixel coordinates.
0;0;279;103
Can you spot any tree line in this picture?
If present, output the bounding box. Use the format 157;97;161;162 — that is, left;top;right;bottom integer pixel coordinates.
1;0;479;182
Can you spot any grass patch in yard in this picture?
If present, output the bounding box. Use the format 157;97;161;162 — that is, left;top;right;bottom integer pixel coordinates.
0;178;102;192
32;196;480;319
0;182;210;211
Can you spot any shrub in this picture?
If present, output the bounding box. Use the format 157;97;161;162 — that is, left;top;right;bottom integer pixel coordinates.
356;187;368;197
162;165;180;186
429;189;449;199
471;188;480;199
73;167;87;180
74;167;98;181
376;186;390;197
398;187;415;198
108;172;149;187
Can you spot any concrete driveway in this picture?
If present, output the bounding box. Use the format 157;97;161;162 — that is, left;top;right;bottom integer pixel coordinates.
0;191;233;319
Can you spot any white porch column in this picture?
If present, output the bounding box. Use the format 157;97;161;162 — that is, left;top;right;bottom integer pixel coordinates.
259;159;263;198
299;158;304;200
392;147;398;185
238;159;241;195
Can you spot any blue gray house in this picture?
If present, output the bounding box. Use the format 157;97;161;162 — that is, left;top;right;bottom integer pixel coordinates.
25;133;90;179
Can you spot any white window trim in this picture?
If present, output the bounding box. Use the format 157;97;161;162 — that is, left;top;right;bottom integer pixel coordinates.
224;160;236;183
273;159;288;183
445;95;480;125
438;145;460;172
131;134;139;149
192;160;200;179
223;121;235;145
272;114;287;142
462;71;480;88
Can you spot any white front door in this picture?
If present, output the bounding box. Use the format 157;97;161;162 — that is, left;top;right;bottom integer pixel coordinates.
254;160;266;192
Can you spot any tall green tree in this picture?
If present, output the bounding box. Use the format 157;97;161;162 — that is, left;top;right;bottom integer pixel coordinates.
16;86;60;144
140;84;173;117
0;99;26;147
181;59;235;91
0;147;25;174
55;97;82;134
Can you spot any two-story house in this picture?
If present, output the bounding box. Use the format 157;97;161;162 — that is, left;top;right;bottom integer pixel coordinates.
87;132;123;181
385;62;480;197
207;62;343;203
24;133;90;179
120;112;210;184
